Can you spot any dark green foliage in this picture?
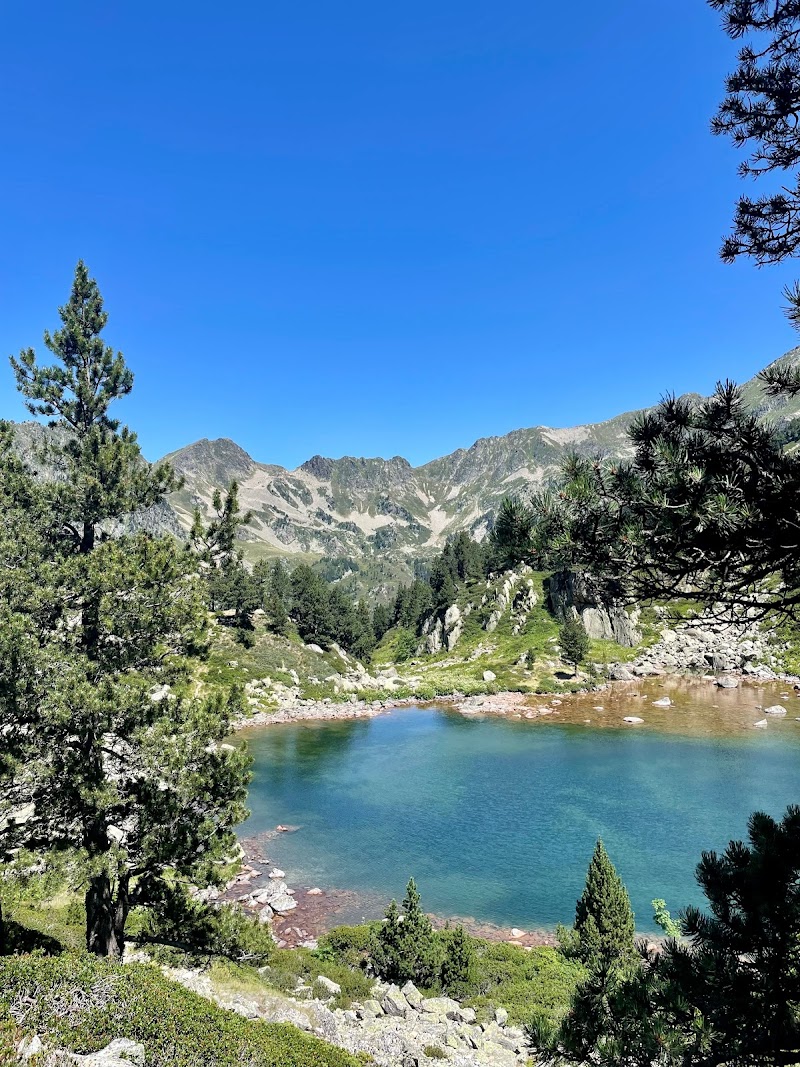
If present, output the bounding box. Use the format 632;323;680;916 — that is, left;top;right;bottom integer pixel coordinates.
533;384;800;616
0;956;361;1067
371;879;441;987
141;886;273;965
574;841;635;969
440;925;475;995
490;496;534;571
558;616;589;674
372;602;392;640
290;564;333;644
533;806;800;1067
0;264;251;958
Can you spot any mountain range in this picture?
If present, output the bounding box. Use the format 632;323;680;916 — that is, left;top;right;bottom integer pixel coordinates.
162;348;800;571
11;348;800;586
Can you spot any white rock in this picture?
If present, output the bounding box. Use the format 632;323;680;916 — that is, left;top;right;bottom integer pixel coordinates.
652;697;672;707
495;1006;509;1026
765;705;787;716
510;928;525;939
483;670;497;682
754;719;768;728
268;868;286;879
623;716;644;724
315;975;341;996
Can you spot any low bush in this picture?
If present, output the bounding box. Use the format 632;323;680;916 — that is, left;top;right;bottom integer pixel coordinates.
0;956;362;1067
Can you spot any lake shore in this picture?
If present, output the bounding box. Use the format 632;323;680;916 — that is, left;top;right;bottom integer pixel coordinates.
232;670;800;737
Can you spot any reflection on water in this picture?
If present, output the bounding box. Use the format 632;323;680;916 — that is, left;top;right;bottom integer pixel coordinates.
239;679;800;933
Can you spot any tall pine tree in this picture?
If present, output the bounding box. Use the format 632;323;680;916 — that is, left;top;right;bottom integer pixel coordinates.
574;840;636;968
1;263;251;957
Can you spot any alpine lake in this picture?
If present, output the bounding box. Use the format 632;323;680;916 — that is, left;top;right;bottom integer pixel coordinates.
238;677;800;936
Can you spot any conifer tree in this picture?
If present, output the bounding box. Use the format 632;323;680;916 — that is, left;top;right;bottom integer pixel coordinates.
559;616;590;675
1;263;251;957
490;496;534;571
574;840;635;968
372;878;441;986
290;564;333;644
440;924;475;995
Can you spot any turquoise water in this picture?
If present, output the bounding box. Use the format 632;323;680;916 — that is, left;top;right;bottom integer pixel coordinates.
240;704;800;932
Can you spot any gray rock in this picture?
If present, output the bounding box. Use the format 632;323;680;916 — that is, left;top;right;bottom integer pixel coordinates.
420;996;460;1016
381;985;410;1017
494;1006;508;1026
765;705;788;716
400;980;424;1010
316;975;342;996
716;675;739;688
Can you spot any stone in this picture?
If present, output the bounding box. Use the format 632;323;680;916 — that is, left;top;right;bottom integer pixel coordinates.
754;719;768;728
17;1035;43;1060
381;985;410;1017
315;975;342;996
268;891;297;913
623;716;644;724
420;996;460;1016
652;696;672;707
483;669;496;682
716;675;739;688
359;999;384;1018
509;928;525;939
765;705;788;716
494;1006;509;1026
268;868;286;879
609;664;635;681
257;903;273;923
400;980;424;1009
306;887;323;895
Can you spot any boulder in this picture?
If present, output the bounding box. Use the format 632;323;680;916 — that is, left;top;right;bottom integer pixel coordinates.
716;675;739;688
765;705;788;716
483;670;497;682
754;719;768;728
609;665;635;681
359;999;384;1018
381;985;410;1017
623;716;644;724
315;975;341;996
400;980;424;1010
420;996;460;1016
652;697;672;707
494;1006;509;1026
268;891;297;913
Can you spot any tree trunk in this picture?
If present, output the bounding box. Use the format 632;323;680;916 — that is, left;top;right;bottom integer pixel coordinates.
0;895;6;956
85;873;129;958
80;520;101;658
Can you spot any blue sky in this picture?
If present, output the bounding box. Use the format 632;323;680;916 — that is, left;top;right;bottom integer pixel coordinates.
1;0;797;468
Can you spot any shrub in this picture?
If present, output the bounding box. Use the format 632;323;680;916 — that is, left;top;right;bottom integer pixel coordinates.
142;890;273;966
0;956;360;1067
317;924;377;968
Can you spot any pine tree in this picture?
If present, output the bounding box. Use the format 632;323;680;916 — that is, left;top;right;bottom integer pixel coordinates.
1;264;251;957
440;925;475;995
371;878;441;986
559;616;590;675
574;840;635;968
532;807;800;1067
490;496;534;571
290;564;333;644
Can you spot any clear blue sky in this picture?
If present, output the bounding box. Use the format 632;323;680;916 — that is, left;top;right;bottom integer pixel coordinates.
1;1;797;468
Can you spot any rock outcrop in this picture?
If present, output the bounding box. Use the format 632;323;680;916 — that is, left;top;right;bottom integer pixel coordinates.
547;570;641;647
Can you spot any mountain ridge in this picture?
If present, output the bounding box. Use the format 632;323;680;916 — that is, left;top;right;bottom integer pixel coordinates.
159;347;800;575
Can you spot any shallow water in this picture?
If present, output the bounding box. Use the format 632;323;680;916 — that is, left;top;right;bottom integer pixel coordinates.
239;680;800;933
